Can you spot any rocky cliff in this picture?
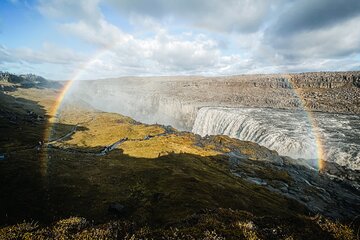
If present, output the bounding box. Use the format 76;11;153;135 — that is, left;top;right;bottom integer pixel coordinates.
72;71;360;131
159;72;360;115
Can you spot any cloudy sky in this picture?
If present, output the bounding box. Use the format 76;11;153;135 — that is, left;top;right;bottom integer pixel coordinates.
0;0;359;79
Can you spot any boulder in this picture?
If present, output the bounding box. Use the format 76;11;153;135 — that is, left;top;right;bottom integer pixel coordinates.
108;203;127;217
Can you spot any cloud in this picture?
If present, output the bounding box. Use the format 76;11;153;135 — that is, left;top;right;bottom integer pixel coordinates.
270;0;360;36
283;17;359;58
0;45;13;63
0;43;87;79
2;0;360;78
41;0;246;77
262;14;360;69
4;0;247;78
64;30;241;78
37;0;102;24
144;33;220;71
0;43;85;65
107;0;275;33
61;19;132;48
129;15;165;34
253;0;360;72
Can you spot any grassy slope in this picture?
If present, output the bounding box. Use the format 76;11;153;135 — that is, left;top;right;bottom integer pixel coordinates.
0;84;357;239
0;210;356;240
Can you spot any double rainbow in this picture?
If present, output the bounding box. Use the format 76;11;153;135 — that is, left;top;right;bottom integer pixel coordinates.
43;59;326;172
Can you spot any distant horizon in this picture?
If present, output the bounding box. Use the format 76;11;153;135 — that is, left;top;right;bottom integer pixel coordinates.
2;69;360;82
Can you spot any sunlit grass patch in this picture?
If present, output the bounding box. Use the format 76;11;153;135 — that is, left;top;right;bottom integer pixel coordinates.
119;133;220;158
62;112;165;148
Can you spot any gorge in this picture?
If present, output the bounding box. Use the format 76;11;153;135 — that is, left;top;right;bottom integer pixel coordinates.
72;72;360;172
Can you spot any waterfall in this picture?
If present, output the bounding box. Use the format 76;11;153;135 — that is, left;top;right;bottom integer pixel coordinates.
192;107;318;160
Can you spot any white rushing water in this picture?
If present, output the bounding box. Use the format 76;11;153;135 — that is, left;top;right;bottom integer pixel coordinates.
192;107;360;170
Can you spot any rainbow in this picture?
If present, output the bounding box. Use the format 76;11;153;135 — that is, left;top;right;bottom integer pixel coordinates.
286;76;326;170
43;50;110;143
40;50;111;176
40;80;75;176
42;57;326;174
49;80;74;120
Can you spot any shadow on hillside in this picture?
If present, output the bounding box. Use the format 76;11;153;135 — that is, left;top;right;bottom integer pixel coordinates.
0;91;87;151
1;140;310;227
0;92;89;225
0;91;48;151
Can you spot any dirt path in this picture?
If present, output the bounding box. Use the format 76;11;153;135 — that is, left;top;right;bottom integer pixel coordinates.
45;116;95;145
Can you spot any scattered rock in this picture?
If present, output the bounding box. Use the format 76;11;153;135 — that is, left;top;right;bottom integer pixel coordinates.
231;154;360;220
152;192;163;202
108;203;127;217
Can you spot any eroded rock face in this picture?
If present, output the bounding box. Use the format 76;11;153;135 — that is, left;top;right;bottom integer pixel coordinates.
353;76;360;88
289;72;360;89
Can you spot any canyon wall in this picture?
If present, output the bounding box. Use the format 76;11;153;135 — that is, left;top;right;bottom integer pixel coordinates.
71;71;360;130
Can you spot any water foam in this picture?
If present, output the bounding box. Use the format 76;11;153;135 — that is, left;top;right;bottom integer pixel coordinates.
192;107;360;170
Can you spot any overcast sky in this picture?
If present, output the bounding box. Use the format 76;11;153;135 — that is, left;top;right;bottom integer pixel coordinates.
0;0;359;79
